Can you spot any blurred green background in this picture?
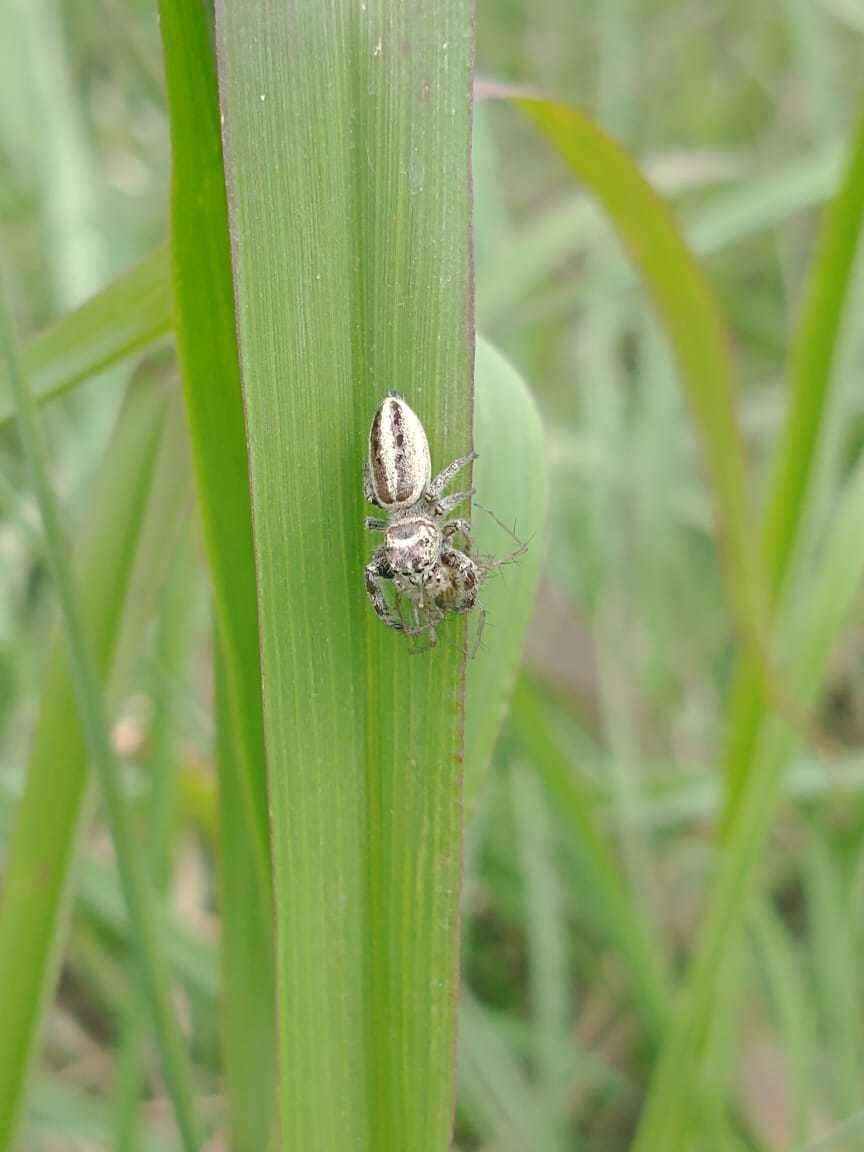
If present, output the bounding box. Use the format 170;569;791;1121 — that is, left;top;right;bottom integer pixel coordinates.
3;1;864;1149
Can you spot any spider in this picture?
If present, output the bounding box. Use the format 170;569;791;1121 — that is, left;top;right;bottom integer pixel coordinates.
364;391;482;648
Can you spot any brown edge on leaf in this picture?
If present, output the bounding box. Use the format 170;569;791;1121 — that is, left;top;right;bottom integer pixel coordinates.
449;4;477;1149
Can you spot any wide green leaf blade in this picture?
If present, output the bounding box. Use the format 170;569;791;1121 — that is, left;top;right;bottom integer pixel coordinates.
0;247;171;428
0;362;192;1150
216;4;473;1150
464;339;547;808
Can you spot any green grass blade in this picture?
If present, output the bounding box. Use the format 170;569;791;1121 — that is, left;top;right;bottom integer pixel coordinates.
688;142;843;255
2;280;200;1147
158;0;270;899
762;108;864;602
158;8;274;1146
803;831;864;1131
750;899;816;1144
216;4;473;1149
785;0;836;138
0;136;840;433
214;632;275;1152
481;137;841;330
481;92;765;666
0;357;194;1150
631;450;864;1152
31;1077;179;1152
511;676;667;1038
0;246;171;428
71;850;219;1006
0;786;217;1007
113;542;195;1152
465;340;547;808
724;108;864;821
510;759;569;1149
458;993;563;1152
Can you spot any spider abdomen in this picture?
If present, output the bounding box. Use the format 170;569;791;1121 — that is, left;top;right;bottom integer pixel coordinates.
368;393;432;509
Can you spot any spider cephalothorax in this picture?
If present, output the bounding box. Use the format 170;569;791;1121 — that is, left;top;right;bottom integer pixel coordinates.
364;392;480;647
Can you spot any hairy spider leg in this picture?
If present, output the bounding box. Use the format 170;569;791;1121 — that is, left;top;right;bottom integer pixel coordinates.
469;605;488;659
434;489;475;516
407;603;440;653
364;516;388;532
427;451;477;500
365;549;402;631
363;461;383;507
442;518;473;554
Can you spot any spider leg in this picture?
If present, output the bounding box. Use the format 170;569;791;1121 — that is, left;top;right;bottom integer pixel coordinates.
442;517;473;554
433;489;475;517
469;605;487;659
427;451;477;500
403;610;443;637
409;629;438;654
365;516;388;532
363;461;383;508
365;549;402;631
405;604;441;653
439;545;481;614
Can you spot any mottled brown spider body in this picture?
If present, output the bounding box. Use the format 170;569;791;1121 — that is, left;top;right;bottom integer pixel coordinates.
364;392;479;646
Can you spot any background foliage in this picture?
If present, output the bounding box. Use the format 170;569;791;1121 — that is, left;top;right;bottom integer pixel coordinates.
2;2;864;1151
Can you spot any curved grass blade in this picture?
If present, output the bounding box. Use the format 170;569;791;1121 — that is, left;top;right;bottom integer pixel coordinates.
0;137;840;433
0;246;171;428
0;356;195;1151
216;3;474;1149
478;89;766;674
481;140;843;335
723;106;864;821
464;339;547;808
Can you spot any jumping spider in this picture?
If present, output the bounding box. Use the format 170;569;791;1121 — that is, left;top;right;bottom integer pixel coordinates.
364;392;483;648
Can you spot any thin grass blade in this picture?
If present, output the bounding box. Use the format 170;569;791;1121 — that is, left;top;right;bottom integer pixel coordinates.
478;90;765;671
157;9;274;1145
1;286;200;1146
511;676;667;1037
113;541;195;1152
724;106;864;820
214;632;275;1152
458;993;563;1152
510;759;569;1149
632;450;864;1152
0;246;171;428
0;357;194;1150
158;0;269;891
